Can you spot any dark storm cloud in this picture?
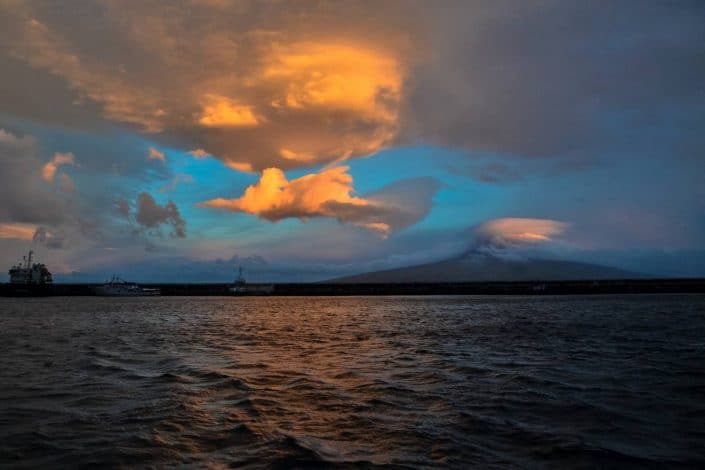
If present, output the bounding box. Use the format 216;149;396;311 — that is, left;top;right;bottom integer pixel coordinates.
403;0;705;158
0;128;66;224
1;0;702;168
0;0;419;172
134;192;186;238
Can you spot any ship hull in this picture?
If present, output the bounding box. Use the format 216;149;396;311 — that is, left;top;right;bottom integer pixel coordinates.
0;284;54;297
94;287;160;297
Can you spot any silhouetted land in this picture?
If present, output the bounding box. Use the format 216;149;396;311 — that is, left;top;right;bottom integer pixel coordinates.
1;278;704;296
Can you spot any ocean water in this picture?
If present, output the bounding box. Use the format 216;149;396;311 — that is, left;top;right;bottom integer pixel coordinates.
0;295;703;469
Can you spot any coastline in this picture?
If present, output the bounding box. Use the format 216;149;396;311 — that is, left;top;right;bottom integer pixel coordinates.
1;278;704;297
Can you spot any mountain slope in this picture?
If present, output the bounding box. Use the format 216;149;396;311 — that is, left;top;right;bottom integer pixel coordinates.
330;254;642;283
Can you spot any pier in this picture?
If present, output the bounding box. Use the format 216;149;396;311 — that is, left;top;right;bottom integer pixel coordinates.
1;278;704;297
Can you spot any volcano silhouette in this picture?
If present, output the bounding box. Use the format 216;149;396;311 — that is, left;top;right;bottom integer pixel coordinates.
329;251;642;283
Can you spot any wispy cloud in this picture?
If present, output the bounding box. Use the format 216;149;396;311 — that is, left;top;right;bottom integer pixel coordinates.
147;147;166;162
0;223;37;240
188;148;210;159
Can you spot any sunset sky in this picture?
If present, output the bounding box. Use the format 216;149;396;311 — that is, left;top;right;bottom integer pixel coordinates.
1;0;703;281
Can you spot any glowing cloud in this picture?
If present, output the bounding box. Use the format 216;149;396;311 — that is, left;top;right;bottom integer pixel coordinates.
199;166;431;235
225;161;255;173
0;223;37;240
188;149;210;159
41;152;75;183
476;218;568;249
200;166;370;220
3;3;409;171
197;95;260;127
148;147;166;162
265;43;401;119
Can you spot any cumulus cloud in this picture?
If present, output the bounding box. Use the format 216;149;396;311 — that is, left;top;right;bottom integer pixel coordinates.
200;167;438;235
197;95;260;128
0;129;65;224
2;0;701;172
1;1;413;171
135;192;186;238
41;152;75;183
474;218;567;252
147;147;166;162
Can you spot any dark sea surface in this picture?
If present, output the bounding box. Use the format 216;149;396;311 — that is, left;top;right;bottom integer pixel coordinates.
0;295;703;469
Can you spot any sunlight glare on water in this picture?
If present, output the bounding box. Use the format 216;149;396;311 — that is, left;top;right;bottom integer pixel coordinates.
1;295;704;468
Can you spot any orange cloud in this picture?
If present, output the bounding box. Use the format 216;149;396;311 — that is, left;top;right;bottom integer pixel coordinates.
197;95;260;127
223;161;254;173
265;43;401;120
4;3;410;171
200;166;401;235
0;223;37;240
42;152;75;182
279;148;316;163
477;218;567;247
188;148;210;159
148;147;166;162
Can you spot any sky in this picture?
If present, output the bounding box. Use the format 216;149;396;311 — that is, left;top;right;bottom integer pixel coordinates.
0;0;704;282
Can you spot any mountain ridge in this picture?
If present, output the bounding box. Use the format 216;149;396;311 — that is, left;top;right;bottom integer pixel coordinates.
329;253;644;283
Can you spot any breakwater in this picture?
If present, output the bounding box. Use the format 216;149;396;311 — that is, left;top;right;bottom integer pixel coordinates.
1;278;704;296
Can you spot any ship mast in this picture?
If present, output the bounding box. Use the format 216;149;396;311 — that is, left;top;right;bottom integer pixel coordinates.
25;250;33;282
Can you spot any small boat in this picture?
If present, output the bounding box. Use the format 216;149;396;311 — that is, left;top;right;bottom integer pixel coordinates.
229;266;247;295
94;276;160;296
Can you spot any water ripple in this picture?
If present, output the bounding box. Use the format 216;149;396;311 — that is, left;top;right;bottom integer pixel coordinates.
0;294;704;468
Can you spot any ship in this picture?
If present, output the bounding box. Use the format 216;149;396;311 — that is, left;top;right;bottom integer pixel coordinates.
228;266;274;295
3;250;54;296
229;266;247;294
94;276;160;296
9;250;53;284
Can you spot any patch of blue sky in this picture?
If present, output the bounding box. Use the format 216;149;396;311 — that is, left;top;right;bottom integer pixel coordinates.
346;145;526;231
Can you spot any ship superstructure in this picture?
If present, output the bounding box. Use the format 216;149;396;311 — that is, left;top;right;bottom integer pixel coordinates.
229;266;247;294
8;250;53;285
94;276;160;296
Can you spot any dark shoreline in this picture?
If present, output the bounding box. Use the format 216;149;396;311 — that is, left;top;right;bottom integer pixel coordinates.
1;278;704;296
